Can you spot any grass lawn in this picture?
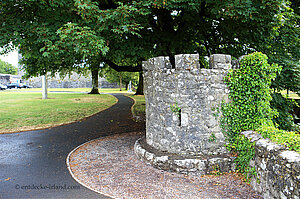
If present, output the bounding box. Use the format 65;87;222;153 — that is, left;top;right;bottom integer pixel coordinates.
127;94;146;117
15;87;130;94
280;90;300;100
0;91;117;133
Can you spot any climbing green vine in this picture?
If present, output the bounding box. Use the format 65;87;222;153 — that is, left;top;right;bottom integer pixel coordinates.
208;132;217;142
257;125;300;153
221;52;281;180
170;101;181;117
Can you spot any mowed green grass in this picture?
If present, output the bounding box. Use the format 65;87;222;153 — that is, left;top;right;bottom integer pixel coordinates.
127;94;146;117
17;87;129;93
280;90;300;99
0;92;117;133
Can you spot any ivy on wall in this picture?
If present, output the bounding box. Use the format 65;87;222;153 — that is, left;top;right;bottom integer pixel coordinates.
258;125;300;153
221;52;281;180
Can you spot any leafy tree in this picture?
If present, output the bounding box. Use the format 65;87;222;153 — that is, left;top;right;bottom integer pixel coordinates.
0;0;298;97
1;0;295;67
0;1;103;93
102;66;139;91
0;59;17;75
256;0;300;129
258;0;300;93
270;93;299;131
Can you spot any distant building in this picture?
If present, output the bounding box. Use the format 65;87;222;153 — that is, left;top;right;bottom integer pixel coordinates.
0;73;23;85
26;73;119;89
11;53;119;88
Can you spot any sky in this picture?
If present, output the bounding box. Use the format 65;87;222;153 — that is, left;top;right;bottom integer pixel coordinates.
0;49;19;67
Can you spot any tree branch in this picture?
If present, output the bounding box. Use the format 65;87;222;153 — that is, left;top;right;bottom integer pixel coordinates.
106;0;118;9
105;59;143;72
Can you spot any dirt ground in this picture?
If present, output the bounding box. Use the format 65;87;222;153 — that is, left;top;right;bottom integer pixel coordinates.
67;132;262;199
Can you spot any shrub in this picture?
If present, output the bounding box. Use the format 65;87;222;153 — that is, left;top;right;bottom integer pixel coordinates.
270;92;299;131
257;125;300;153
221;52;281;179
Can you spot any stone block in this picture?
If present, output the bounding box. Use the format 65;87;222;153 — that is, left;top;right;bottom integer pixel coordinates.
225;55;231;63
279;151;300;163
242;131;263;143
212;54;226;63
209;54;232;70
175;54;200;70
181;112;189;126
242;131;300;199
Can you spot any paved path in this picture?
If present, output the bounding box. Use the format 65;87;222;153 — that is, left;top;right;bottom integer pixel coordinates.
0;94;145;199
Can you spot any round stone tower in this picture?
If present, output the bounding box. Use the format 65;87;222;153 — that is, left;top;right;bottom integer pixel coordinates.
134;54;236;175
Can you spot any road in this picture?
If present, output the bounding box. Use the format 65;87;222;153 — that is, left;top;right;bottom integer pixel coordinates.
0;94;145;199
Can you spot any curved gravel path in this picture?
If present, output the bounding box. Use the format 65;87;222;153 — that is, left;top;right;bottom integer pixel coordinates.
0;94;144;199
67;132;262;199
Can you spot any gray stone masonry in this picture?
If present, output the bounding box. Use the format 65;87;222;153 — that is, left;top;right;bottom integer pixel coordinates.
134;137;235;175
242;131;300;199
142;54;231;156
0;74;11;85
0;72;120;89
134;54;235;175
26;73;119;88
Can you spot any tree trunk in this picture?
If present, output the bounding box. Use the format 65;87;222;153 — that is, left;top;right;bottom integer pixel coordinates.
89;68;100;94
135;72;144;95
42;74;48;99
119;74;122;91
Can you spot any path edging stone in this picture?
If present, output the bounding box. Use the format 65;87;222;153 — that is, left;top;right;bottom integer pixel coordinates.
66;136;114;198
134;137;236;175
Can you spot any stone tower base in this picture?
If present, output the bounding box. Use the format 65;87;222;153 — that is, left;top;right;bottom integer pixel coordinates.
134;137;236;175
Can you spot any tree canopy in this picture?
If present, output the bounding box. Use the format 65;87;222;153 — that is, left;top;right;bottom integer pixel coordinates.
102;66;139;90
0;59;18;75
0;0;299;92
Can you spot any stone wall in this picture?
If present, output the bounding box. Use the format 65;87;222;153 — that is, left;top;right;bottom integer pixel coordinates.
0;72;120;88
26;73;119;89
242;131;300;199
0;73;23;85
0;74;11;85
142;54;231;156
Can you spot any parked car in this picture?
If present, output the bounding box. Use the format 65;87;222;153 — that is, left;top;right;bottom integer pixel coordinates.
6;83;22;89
21;84;32;88
0;84;7;90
